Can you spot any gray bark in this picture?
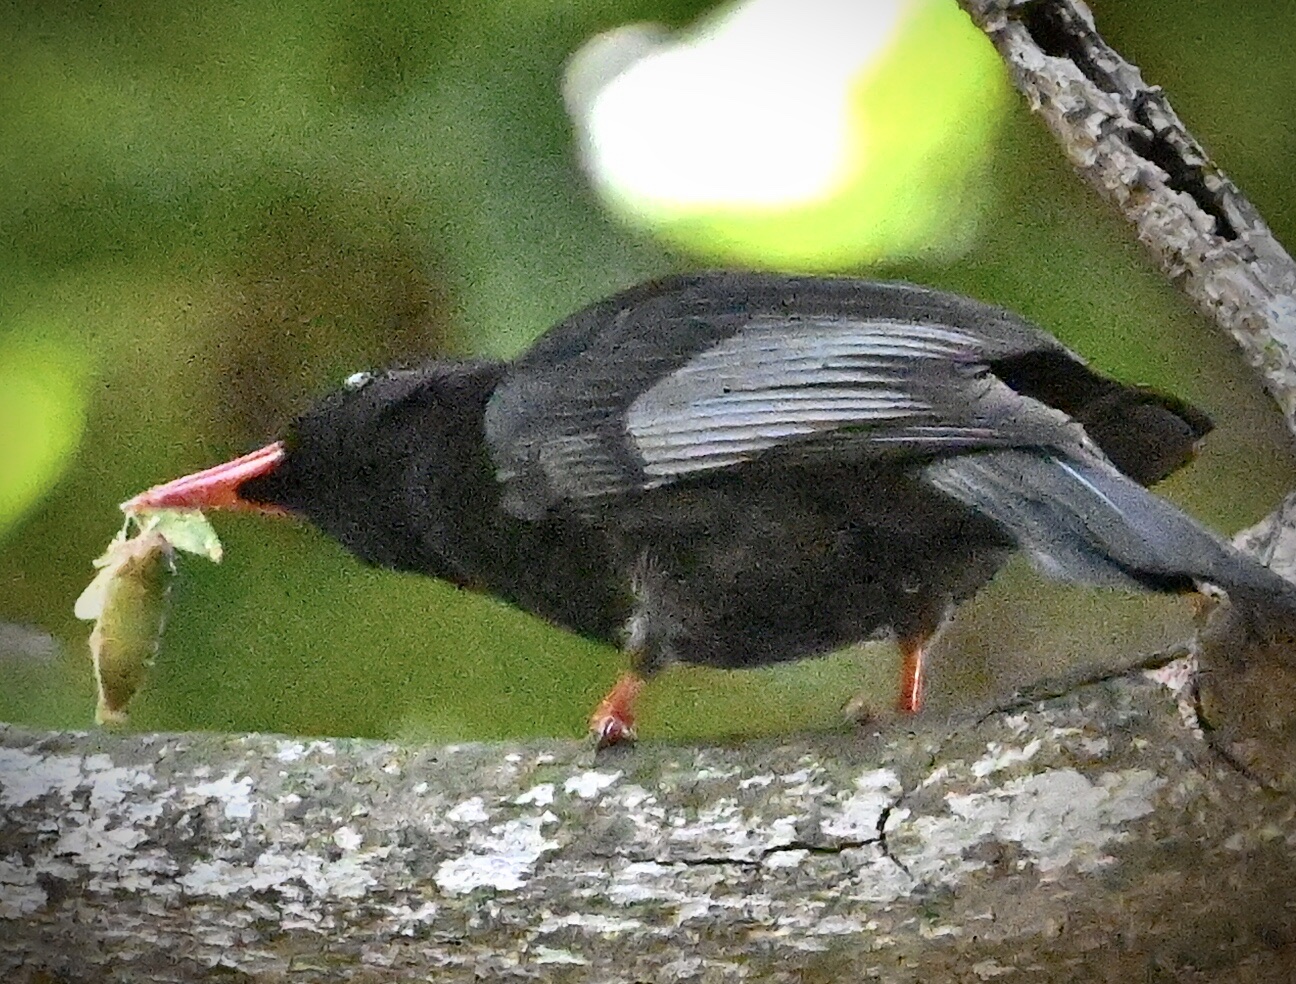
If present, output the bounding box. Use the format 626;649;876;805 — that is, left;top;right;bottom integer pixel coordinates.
5;2;1296;982
3;675;1295;984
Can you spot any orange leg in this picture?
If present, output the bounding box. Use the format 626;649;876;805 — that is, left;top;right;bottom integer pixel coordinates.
896;634;928;714
589;671;645;748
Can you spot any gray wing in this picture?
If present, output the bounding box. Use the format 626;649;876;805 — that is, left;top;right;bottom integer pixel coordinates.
485;274;1095;518
622;316;1065;475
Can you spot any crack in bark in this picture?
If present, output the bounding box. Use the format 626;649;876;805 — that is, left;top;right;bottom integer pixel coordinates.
1125;99;1240;241
972;647;1187;724
1016;0;1240;241
590;834;882;872
1019;0;1118;93
1190;674;1272;789
875;803;912;878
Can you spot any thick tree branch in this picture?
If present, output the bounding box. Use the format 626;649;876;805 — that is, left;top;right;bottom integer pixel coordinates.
958;0;1296;434
3;674;1295;984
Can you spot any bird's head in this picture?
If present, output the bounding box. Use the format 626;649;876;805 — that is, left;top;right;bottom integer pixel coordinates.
123;361;506;574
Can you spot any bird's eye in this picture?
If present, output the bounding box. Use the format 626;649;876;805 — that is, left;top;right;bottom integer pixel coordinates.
343;371;374;391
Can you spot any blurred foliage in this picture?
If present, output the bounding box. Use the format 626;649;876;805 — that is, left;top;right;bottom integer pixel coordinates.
0;335;89;534
2;0;1295;742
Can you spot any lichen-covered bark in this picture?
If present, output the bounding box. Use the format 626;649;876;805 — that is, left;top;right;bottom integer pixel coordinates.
2;675;1295;983
957;0;1296;436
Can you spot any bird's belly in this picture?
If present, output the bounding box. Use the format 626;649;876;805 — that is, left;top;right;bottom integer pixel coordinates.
609;469;1013;673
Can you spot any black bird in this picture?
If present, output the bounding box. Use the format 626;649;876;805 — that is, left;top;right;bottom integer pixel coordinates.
126;272;1296;744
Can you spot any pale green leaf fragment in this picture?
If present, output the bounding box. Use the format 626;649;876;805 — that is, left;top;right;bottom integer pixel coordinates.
75;504;223;724
76;529;176;725
75;562;119;621
75;526;132;620
135;509;224;562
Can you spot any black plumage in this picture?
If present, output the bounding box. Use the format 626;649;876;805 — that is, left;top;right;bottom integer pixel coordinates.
128;272;1296;743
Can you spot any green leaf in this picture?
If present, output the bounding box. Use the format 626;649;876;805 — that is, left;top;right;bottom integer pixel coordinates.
134;509;225;562
78;530;176;725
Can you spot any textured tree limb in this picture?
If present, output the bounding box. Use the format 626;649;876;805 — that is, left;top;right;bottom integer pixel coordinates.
3;671;1296;984
957;0;1296;433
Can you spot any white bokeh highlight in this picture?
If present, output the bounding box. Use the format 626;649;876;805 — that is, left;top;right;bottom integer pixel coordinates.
564;0;908;213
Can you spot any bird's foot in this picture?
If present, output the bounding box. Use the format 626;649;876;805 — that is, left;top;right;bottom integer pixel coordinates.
590;710;636;749
589;672;644;749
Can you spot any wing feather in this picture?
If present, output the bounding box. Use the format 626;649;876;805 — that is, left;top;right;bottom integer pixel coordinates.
485;274;1088;517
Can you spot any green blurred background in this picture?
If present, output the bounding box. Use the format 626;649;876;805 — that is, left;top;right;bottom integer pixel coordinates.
2;0;1294;742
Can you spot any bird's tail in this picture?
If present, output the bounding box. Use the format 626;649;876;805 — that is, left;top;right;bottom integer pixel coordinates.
923;449;1296;620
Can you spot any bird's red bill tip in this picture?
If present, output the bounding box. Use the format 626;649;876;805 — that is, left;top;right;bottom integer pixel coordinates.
121;442;286;514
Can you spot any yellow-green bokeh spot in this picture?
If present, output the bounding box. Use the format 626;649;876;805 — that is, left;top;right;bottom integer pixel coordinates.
611;0;1009;268
0;336;91;538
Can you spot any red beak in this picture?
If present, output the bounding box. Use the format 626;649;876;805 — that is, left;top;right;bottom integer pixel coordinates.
122;442;287;515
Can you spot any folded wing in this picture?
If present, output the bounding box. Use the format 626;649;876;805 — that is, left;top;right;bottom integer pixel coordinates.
485;273;1092;518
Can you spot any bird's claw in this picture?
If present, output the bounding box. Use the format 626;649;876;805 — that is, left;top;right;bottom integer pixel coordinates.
590;711;637;750
588;671;644;750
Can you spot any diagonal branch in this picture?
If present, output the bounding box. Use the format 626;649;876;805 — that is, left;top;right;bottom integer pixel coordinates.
958;0;1296;434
